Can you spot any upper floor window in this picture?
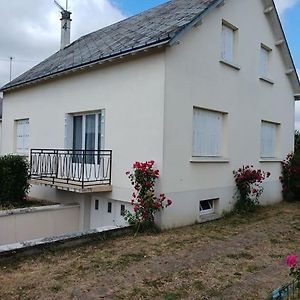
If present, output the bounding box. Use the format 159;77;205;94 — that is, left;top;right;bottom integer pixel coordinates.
221;21;238;63
15;119;29;155
193;108;223;157
261;121;278;158
259;44;272;79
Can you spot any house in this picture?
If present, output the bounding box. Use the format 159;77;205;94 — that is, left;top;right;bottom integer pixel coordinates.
1;0;299;231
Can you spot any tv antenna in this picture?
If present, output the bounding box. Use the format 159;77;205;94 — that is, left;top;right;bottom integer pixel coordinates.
54;0;72;49
54;0;69;12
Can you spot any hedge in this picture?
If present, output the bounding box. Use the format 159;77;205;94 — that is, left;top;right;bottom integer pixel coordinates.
0;155;30;205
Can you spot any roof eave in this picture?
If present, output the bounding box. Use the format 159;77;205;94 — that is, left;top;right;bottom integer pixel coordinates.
0;39;170;93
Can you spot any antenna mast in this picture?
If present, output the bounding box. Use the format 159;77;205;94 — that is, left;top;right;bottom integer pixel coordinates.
54;0;72;49
9;57;14;82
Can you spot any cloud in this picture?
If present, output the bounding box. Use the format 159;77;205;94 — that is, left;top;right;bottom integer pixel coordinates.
0;0;125;88
274;0;299;15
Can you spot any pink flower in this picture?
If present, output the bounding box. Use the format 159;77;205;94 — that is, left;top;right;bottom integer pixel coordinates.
166;199;172;207
286;254;298;268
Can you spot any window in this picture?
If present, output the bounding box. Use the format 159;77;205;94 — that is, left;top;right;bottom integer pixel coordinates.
261;121;278;158
72;111;104;163
260;45;271;78
221;21;237;63
15;119;29;154
107;202;112;213
120;204;126;216
199;199;215;215
193;108;223;157
95;199;99;210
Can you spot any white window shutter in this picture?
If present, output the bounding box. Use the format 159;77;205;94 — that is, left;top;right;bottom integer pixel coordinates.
64;114;73;149
15;119;29;154
193;108;222;157
260;47;268;77
222;25;234;62
261;122;276;158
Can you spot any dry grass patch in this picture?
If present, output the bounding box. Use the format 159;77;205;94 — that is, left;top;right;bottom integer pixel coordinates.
0;201;299;299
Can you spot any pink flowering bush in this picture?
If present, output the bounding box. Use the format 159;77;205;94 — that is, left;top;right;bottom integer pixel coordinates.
286;254;300;281
233;165;270;213
124;161;172;235
280;152;300;201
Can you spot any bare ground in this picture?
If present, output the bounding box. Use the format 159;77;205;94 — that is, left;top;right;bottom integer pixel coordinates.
0;202;299;300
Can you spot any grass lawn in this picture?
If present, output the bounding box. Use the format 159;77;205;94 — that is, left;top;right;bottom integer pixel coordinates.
0;202;299;300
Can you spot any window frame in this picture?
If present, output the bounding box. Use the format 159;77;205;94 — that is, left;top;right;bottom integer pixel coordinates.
15;118;30;155
199;199;216;216
260;121;279;159
72;110;105;152
259;43;272;81
221;20;238;65
120;204;126;216
192;107;225;158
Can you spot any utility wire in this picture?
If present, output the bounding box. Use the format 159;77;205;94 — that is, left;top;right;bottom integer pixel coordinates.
0;58;40;63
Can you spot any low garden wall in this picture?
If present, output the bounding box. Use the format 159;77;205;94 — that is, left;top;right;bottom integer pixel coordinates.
0;204;80;246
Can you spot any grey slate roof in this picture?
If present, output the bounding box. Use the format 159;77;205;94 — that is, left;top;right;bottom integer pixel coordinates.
1;0;218;91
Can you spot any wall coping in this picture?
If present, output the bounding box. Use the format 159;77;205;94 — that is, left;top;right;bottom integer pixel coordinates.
0;203;80;217
0;225;131;257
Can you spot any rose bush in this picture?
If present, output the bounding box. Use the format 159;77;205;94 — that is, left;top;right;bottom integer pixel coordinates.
124;160;172;235
280;152;300;201
233;165;270;213
286;254;300;281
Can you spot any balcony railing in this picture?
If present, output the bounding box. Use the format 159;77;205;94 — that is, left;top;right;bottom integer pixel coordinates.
30;149;112;191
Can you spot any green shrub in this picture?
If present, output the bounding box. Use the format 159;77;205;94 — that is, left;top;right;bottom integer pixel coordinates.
0;155;30;205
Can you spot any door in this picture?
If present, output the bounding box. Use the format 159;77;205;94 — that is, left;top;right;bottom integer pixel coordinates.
72;112;104;181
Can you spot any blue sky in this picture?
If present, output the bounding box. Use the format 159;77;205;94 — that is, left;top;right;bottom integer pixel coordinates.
280;2;300;72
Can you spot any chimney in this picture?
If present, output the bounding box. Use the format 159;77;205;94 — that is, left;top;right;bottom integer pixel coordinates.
60;10;72;49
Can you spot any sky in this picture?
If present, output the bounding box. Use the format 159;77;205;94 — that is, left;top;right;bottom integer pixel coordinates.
0;0;299;128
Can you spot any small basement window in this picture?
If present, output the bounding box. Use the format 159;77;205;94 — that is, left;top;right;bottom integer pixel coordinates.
95;199;99;210
107;202;112;213
120;204;126;216
199;199;215;215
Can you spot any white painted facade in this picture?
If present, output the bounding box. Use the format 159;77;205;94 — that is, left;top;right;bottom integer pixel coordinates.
1;0;298;230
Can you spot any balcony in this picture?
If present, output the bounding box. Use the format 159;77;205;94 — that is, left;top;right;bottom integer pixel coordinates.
29;149;112;193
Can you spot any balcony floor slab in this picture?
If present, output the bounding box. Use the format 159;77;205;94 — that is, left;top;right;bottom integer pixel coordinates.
29;179;112;193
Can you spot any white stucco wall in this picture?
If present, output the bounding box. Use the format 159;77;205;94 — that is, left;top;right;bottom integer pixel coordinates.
159;0;295;228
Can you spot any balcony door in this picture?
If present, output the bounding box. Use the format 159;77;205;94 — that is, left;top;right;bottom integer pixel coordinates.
72;111;104;169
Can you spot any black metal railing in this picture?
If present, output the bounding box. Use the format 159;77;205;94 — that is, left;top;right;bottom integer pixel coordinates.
30;149;112;189
269;279;300;300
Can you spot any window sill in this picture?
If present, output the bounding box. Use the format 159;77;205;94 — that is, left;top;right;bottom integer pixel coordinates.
259;76;274;85
219;59;241;71
259;158;282;163
191;157;230;163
